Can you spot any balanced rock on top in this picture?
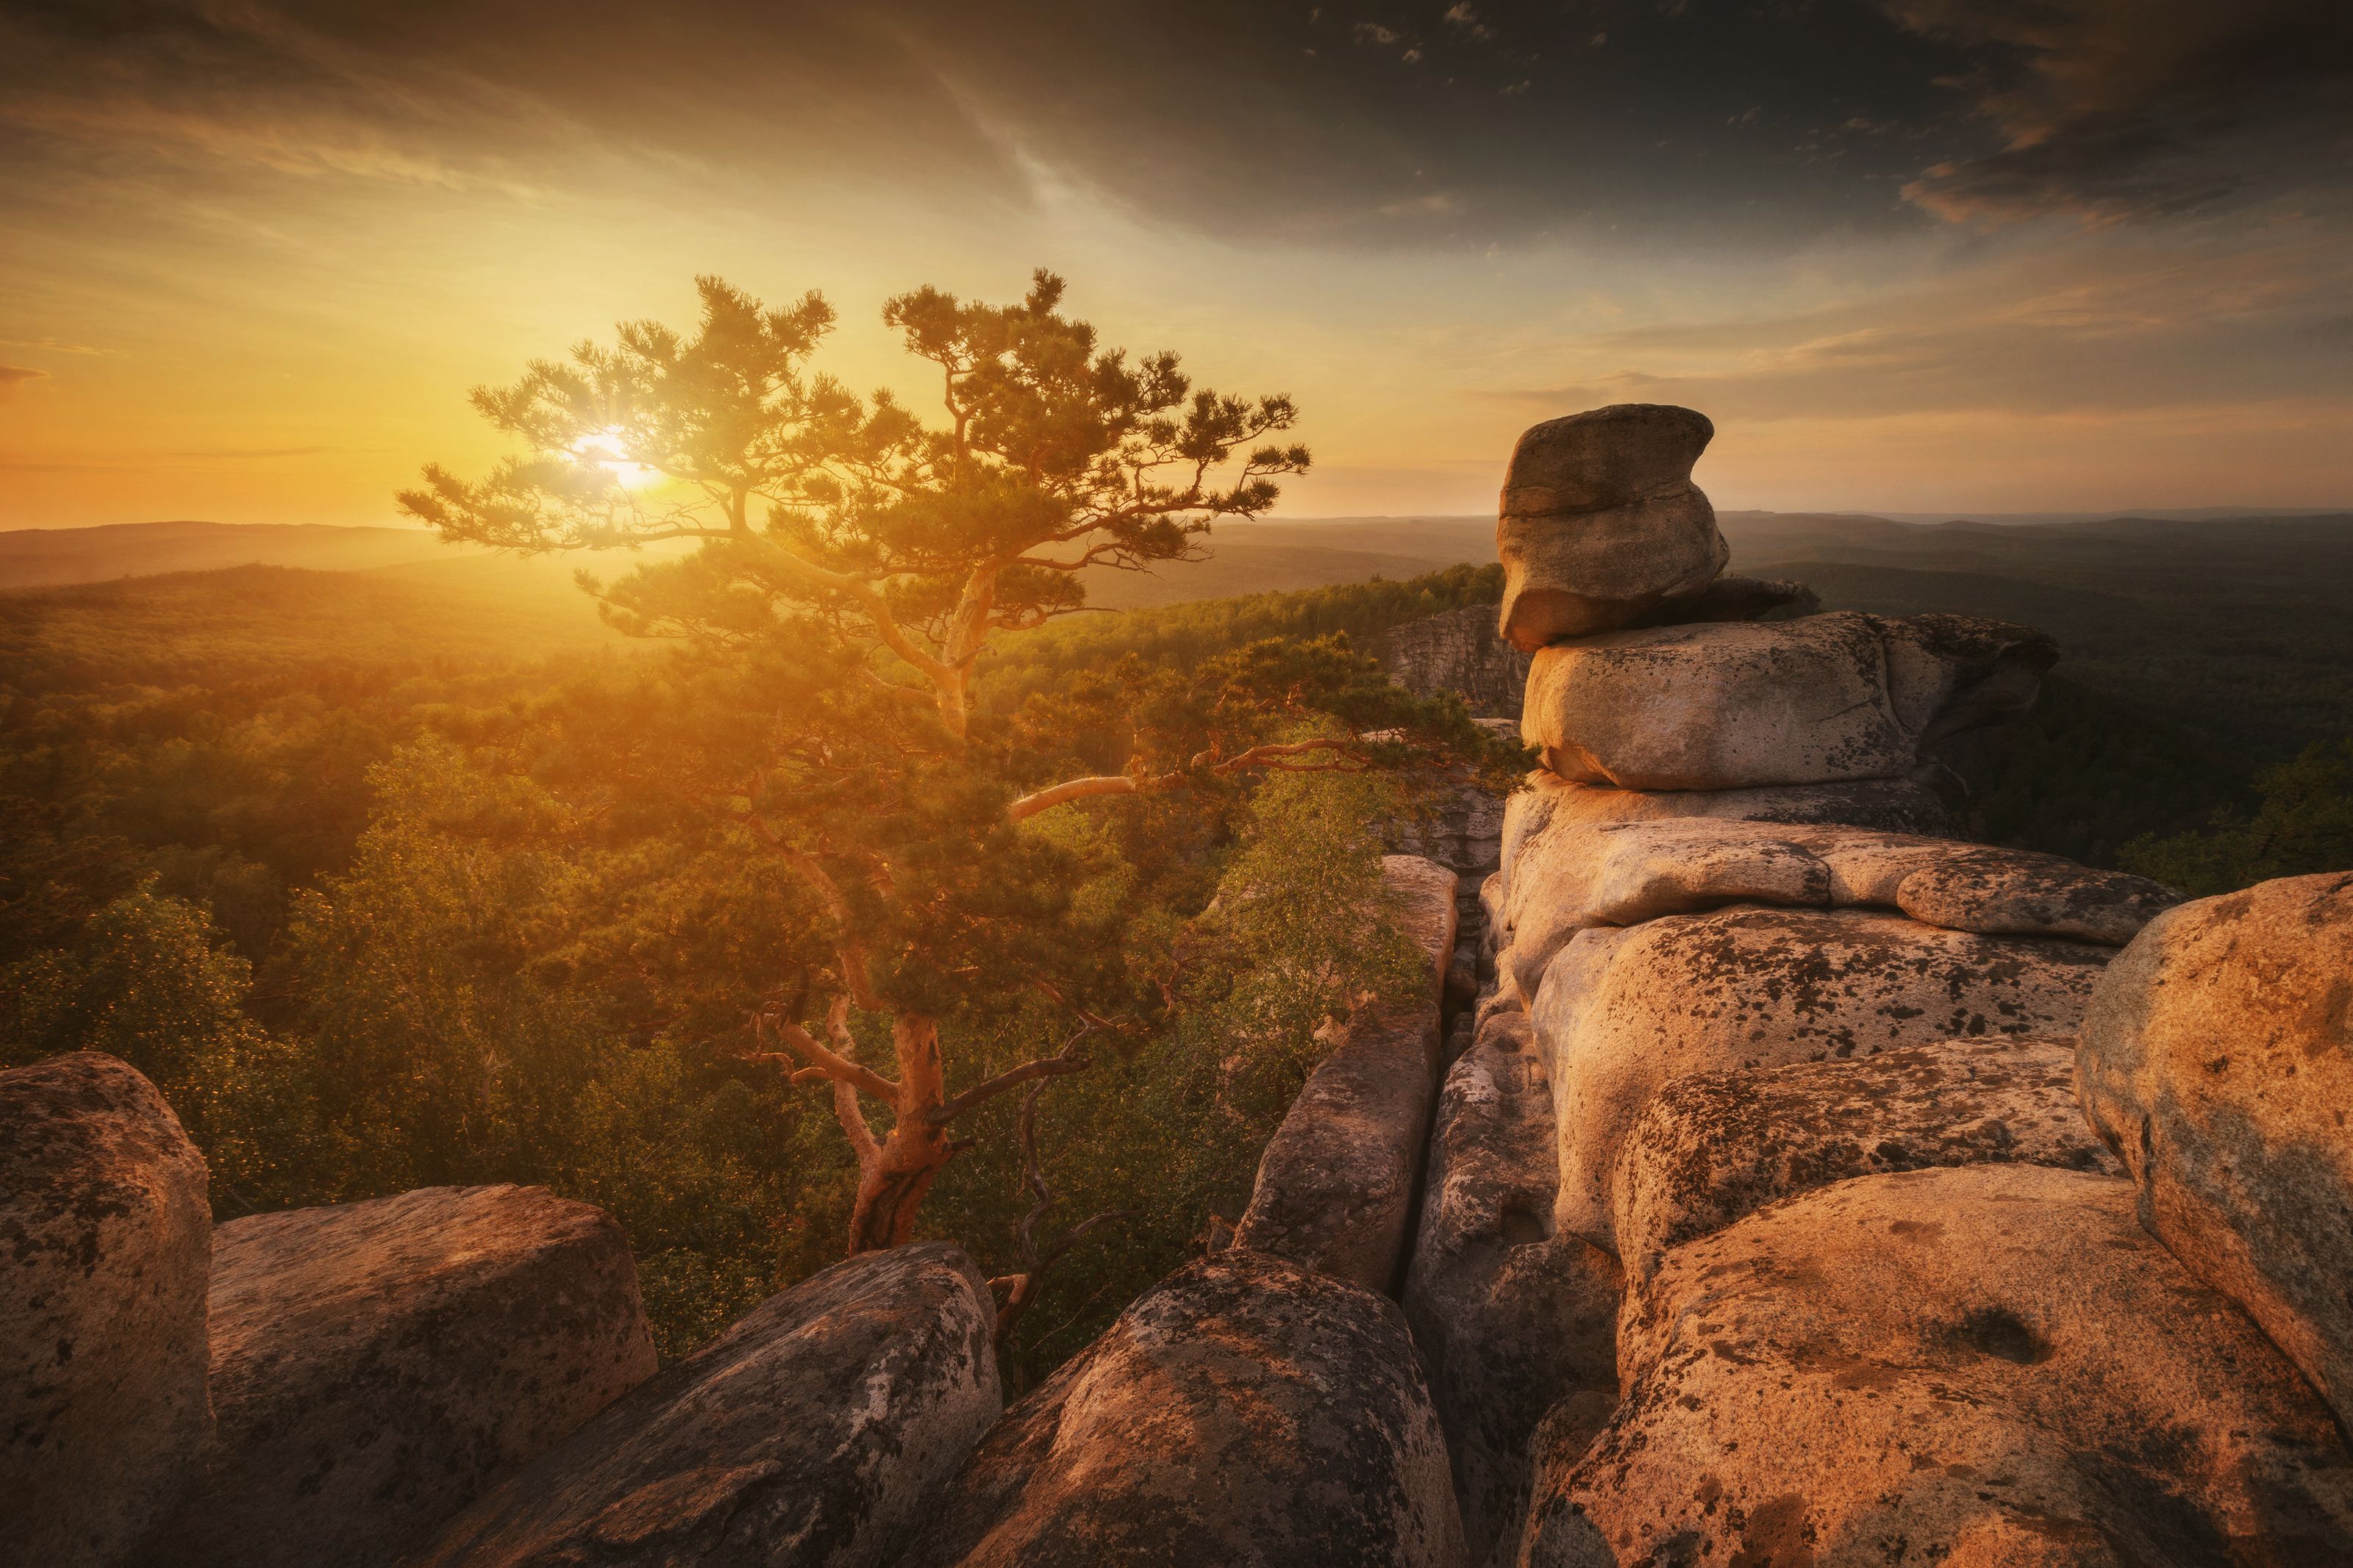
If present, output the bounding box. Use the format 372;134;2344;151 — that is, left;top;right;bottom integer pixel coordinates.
1496;404;1729;650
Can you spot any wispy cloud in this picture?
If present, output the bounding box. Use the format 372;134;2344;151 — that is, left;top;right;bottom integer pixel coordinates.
0;365;49;402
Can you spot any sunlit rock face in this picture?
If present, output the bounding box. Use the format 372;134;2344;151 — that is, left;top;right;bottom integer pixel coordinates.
413;1242;1000;1568
145;1183;658;1568
1523;1166;2353;1568
904;1248;1467;1568
1611;1036;2118;1295
2080;870;2353;1433
1496;404;1729;651
1531;905;2110;1250
1;1052;211;1568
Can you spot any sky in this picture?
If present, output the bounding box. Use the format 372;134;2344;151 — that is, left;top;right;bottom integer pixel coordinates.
2;0;2349;529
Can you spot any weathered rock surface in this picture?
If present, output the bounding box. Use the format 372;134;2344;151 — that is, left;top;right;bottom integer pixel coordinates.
2079;871;2353;1431
1520;610;2054;792
1498;817;2173;1001
1;1053;211;1568
1384;603;1536;718
1613;1036;2119;1292
1621;573;1820;629
145;1184;657;1568
904;1248;1467;1567
1524;1165;2353;1567
1496;405;1729;650
1404;1013;1618;1566
412;1242;999;1568
1531;906;2110;1248
1237;857;1458;1291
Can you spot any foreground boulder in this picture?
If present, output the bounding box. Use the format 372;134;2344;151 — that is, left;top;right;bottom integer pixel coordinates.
146;1184;657;1568
1532;906;2109;1248
1;1053;211;1568
413;1242;999;1568
1613;1036;2118;1292
904;1248;1466;1567
1525;1165;2353;1566
1496;404;1728;650
2079;871;2353;1431
1403;1014;1618;1565
1520;611;2054;792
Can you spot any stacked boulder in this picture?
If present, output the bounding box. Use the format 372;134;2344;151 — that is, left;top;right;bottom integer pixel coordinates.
1428;404;2353;1566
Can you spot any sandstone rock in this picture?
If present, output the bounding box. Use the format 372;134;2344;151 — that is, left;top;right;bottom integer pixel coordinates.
1524;1165;2353;1567
904;1248;1466;1567
2079;872;2353;1431
1496;405;1729;650
1520;611;2054;792
411;1242;999;1568
1383;853;1463;1000
1620;573;1820;629
1383;603;1535;718
1404;1013;1618;1566
146;1184;657;1568
1613;1036;2120;1292
1498;817;2171;1001
1531;906;2110;1248
1;1053;210;1568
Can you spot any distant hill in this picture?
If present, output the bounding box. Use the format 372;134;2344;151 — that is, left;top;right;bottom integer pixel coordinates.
0;520;471;589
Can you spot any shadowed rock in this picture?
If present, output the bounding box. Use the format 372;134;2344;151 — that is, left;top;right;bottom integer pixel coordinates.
901;1248;1467;1567
1383;604;1535;718
1403;1013;1618;1566
1531;906;2110;1250
2079;871;2353;1432
1520;610;2055;792
1613;1036;2119;1292
1;1053;210;1568
411;1242;999;1568
143;1184;657;1568
1620;573;1819;629
1496;405;1728;650
1524;1165;2353;1567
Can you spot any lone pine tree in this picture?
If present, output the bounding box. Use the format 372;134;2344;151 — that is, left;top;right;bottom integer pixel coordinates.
400;271;1481;1257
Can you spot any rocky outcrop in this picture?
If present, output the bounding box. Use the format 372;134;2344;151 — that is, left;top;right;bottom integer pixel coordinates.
2079;871;2353;1431
1524;1165;2353;1567
902;1248;1466;1568
1613;1036;2118;1292
1496;405;1728;650
1521;610;2056;792
1496;817;2174;1001
1621;573;1818;629
144;1184;657;1568
1384;604;1535;718
1;1053;211;1568
1403;1013;1618;1566
413;1242;999;1568
1236;856;1458;1291
1532;906;2111;1248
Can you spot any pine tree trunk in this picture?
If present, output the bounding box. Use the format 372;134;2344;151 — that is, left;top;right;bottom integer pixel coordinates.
846;1012;954;1253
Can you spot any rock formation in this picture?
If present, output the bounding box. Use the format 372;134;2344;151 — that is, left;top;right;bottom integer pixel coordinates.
143;1184;658;1568
412;1242;1000;1568
1;1053;211;1568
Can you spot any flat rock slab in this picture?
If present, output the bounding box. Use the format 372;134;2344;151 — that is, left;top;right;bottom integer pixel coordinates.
1531;905;2110;1249
144;1184;658;1568
1403;1014;1619;1567
1499;817;2173;1002
1520;611;2053;792
2080;871;2353;1432
1613;1036;2120;1292
1;1052;211;1568
903;1248;1466;1567
413;1242;999;1568
1496;404;1728;650
1382;853;1462;1000
1524;1165;2353;1567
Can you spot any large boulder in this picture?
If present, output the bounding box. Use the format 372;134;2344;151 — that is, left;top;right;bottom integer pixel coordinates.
1403;1013;1618;1566
903;1248;1466;1567
1496;404;1728;650
1524;1165;2353;1567
145;1184;657;1568
1382;853;1463;999
411;1242;999;1568
1613;1036;2119;1292
1519;611;2054;792
1531;906;2110;1249
2079;871;2353;1431
1499;817;2174;1001
1;1053;211;1568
